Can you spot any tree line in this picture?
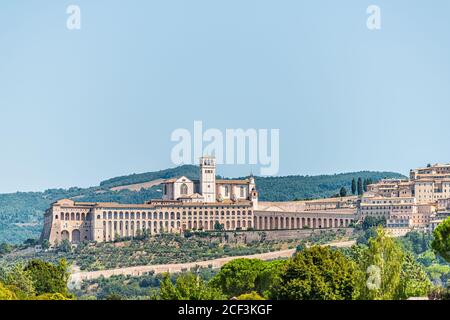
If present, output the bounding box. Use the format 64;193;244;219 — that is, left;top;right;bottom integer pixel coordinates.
3;218;450;300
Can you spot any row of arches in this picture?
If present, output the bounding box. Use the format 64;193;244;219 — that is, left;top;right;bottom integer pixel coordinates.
254;216;352;230
100;210;252;221
60;229;81;243
57;212;91;221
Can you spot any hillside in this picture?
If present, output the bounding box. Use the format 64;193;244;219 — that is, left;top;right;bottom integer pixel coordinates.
0;166;405;244
255;171;404;201
99;165;199;188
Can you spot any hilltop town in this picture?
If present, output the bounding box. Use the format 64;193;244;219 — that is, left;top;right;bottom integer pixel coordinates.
40;159;450;246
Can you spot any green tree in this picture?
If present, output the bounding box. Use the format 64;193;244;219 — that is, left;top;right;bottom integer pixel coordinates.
210;259;265;297
24;259;71;297
0;282;17;300
362;216;386;231
106;293;123;300
357;228;404;300
396;252;432;299
157;273;225;300
432;217;450;263
0;243;13;255
58;239;72;253
41;239;50;250
254;260;286;298
34;292;72;300
214;221;224;232
236;291;265;300
1;264;35;299
351;178;356;195
357;178;363;195
339;187;347;197
271;246;360;300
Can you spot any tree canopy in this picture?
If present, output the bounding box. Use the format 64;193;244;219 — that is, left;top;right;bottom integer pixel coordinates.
156;273;225;300
272;246;360;300
432;217;450;263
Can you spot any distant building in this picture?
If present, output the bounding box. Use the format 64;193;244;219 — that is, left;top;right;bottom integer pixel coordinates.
361;163;450;233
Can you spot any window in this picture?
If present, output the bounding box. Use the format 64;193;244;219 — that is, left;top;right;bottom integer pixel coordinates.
181;183;188;195
225;186;229;196
240;187;245;197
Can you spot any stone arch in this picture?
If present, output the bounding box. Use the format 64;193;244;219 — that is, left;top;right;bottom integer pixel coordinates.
106;221;111;240
61;230;70;241
71;229;81;243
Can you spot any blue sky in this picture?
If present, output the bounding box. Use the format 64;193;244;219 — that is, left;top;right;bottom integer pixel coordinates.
1;1;450;193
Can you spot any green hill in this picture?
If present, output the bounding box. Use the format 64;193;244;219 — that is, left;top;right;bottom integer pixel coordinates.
0;166;405;244
255;171;405;201
99;165;199;188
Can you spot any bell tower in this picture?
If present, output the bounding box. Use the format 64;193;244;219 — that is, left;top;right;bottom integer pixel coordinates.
199;156;216;203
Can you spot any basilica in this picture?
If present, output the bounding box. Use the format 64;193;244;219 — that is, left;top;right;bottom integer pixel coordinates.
41;157;356;245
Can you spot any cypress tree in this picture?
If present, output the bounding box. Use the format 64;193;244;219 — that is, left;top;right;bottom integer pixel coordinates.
357;178;363;195
351;178;356;195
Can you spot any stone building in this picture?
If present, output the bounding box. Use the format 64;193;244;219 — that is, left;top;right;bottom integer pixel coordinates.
41;156;357;245
361;163;450;231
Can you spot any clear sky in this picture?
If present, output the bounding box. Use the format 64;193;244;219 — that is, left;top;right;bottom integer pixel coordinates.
1;1;450;193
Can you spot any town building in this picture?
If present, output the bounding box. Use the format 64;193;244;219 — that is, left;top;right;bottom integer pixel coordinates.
361;163;450;232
